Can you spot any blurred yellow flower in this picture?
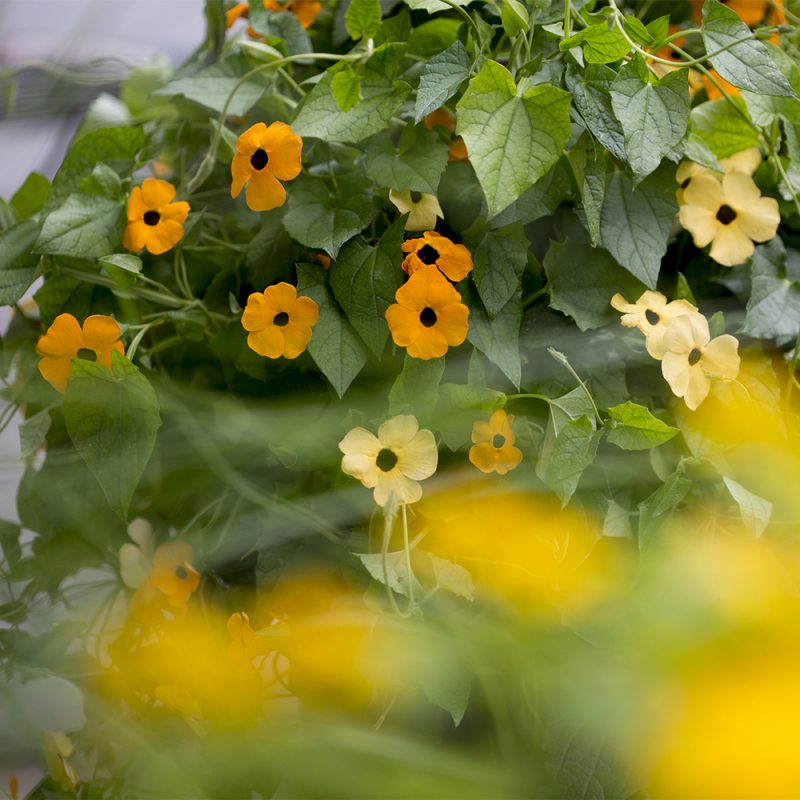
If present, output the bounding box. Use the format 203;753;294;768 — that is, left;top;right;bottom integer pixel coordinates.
469;410;522;475
679;172;780;266
231;122;302;212
339;414;438;507
242;282;319;359
42;732;78;792
661;314;740;410
611;290;698;359
389;190;444;231
36;313;124;393
123;178;190;255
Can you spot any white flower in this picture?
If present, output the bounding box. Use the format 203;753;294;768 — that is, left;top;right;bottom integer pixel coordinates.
119;517;154;589
611;290;698;359
339;414;438;507
389;189;444;231
661;314;741;410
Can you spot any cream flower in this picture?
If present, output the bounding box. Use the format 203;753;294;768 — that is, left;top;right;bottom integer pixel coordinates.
119;517;155;589
389;189;444;231
679;172;780;267
611;290;698;359
339;414;438;507
661;314;740;410
675;148;762;204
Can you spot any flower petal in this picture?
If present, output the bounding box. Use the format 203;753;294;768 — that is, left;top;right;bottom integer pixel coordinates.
373;472;422;507
38;356;72;394
406;327;449;359
722;170;761;207
396;428;438;480
290;295;319;326
231;153;252;199
679;205;718;248
378;414;419;450
735;196;780;244
702;334;740;380
236;122;268;156
683;366;711;410
469;442;498;474
242;292;274;331
682;173;724;211
281;321;313;359
140;178;176;209
386;305;422;347
160;200;191;224
339;427;381;457
434;302;468;346
246;170;286;212
709;224;754;267
143;219;184;255
123;220;150;253
247;326;285;358
126;186;146;221
662;352;691;398
82;315;122;353
36;314;83;357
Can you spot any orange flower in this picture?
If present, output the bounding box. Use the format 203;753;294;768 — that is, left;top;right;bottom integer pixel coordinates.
225;1;249;28
123;178;190;256
423;109;468;162
242;282;319;358
469;410;523;475
231;122;302;212
36;313;124;393
401;231;473;283
448;136;468;161
226;0;321;30
314;252;331;269
149;541;200;609
385;265;469;360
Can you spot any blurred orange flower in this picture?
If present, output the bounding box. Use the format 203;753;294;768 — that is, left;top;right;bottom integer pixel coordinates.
36;313;124;393
123;178;190;255
469;409;523;475
226;0;321;30
231;122;302;212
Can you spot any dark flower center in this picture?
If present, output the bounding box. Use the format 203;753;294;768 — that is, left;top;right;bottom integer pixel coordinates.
680;177;691;189
492;433;506;449
175;564;188;580
273;312;290;327
376;448;398;472
716;204;737;225
143;210;160;226
645;309;660;325
250;148;269;170
688;347;702;366
419;307;437;327
76;348;97;362
410;190;423;203
417;243;439;265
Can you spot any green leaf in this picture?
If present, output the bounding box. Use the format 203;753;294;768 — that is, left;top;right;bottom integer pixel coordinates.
36;193;122;260
45;127;144;213
536;415;601;507
742;237;800;339
247;3;312;54
465;282;522;388
283;175;377;258
293;45;411;143
413;41;471;123
345;0;382;39
456;60;571;217
357;551;423;597
723;476;772;538
155;55;266;115
561;22;631;64
389;355;445;424
98;253;142;273
567;63;626;162
468;222;528;318
690;98;760;159
701;0;794;97
419;654;471;726
606;401;678;450
402;0;471;10
19;408;51;459
0;218;42;306
741;44;800;125
237;39;284;63
62;352;161;520
638;470;691;550
623;15;654;46
10;172;50;219
600;165;677;288
501;0;529;37
610;56;690;181
330;216;405;357
365;123;449;194
646;15;670;46
544;223;645;331
331;64;363;112
295;262;369;397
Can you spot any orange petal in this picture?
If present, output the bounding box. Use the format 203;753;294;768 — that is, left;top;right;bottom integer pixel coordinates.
231;153;252;199
242;292;275;331
82;315;122;353
434;303;468;346
247;326;285;358
123;220;150;253
225;1;249;27
406;328;449;359
126;186;146;221
36;313;84;357
290;295;319;326
140;178;176;209
386;305;422;347
263;282;298;311
469;442;498;474
143;219;184;255
160;200;191;224
236;122;268;156
38;356;73;394
281;322;313;358
246;170;286;212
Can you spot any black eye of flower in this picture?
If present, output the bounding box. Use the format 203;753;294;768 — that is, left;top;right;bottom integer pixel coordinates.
376;448;398;471
492;433;506;449
273;312;290;327
417;244;439;265
716;204;737;225
175;564;188;580
645;309;660;325
688;348;702;366
419;307;437;327
410;191;423;203
250;148;269;170
143;210;160;226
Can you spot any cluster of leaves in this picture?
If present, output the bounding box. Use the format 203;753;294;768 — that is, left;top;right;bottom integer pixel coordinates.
2;0;800;796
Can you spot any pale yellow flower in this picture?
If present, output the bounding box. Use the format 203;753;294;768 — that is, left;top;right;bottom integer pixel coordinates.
42;732;78;791
611;290;698;359
339;414;438;507
389;190;444;231
661;314;740;410
675;148;762;204
679;172;780;267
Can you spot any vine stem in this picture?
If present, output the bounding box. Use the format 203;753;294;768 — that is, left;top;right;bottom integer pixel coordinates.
564;0;572;40
184;51;363;195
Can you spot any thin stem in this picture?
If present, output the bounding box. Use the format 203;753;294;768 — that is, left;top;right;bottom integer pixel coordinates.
564;0;572;40
547;347;603;425
381;501;405;616
401;503;415;606
522;282;550;309
438;0;482;41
